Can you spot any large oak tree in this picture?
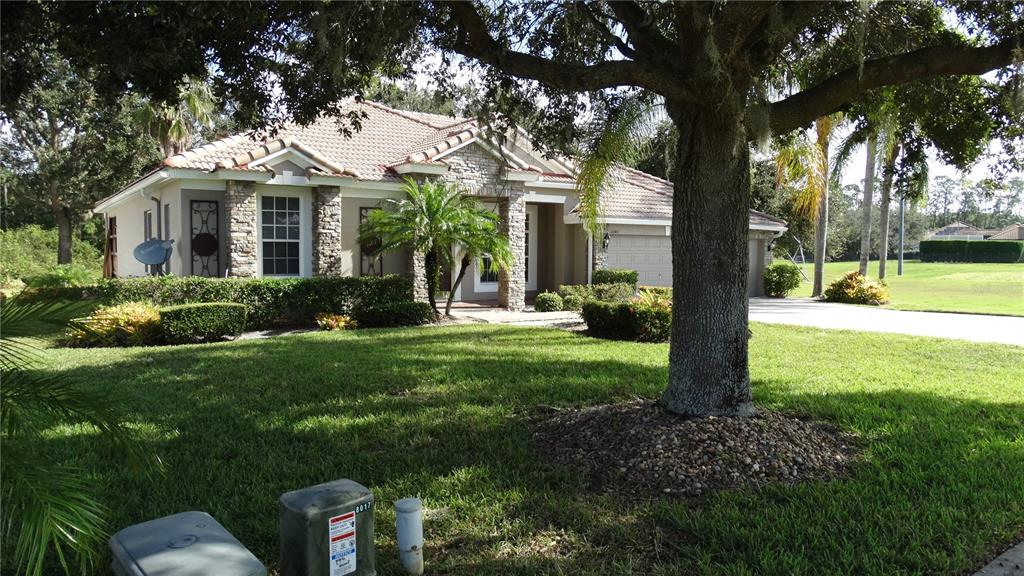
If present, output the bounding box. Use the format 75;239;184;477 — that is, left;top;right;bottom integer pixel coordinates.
4;1;1020;415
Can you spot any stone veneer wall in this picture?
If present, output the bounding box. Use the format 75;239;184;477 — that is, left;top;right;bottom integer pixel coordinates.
407;250;429;302
441;144;526;310
312;185;343;275
224;180;258;277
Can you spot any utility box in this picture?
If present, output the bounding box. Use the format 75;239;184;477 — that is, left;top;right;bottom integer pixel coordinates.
279;478;376;576
109;510;266;576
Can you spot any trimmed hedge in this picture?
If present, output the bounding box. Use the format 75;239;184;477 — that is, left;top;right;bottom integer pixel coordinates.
160;303;247;344
561;293;585;311
557;282;635;304
534;292;563;312
763;263;803;297
592;268;639;287
98;275;414;329
351;301;436;328
581;300;671;342
920;240;1024;263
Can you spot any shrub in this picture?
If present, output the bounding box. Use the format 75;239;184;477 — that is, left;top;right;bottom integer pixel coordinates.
823;272;890;305
98;275;414;329
534;292;563;312
581;298;672;342
352;301;436;328
0;225;103;287
557;284;594;302
65;302;162;347
592;282;635;302
763;263;803;297
561;293;585;311
920;239;1024;263
639;286;671;298
27;264;99;288
592;268;639;287
13;285;99;303
160;303;247;344
316;313;357;331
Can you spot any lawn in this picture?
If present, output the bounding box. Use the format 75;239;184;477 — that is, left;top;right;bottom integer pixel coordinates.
22;324;1024;575
790;260;1024;316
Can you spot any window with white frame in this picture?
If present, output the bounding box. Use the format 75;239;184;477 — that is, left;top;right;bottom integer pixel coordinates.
261;196;300;275
480;255;498;283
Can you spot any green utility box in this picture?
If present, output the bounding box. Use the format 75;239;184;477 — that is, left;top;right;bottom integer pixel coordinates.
279;479;376;576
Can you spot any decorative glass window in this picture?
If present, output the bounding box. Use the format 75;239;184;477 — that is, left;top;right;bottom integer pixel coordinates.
524;212;530;283
359;207;383;276
261;196;300;276
480;256;498;283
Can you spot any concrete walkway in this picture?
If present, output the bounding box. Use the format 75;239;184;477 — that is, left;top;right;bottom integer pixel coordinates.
973;541;1024;576
448;308;585;329
749;298;1024;346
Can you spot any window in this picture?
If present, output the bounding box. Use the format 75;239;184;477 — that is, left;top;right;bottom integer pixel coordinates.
359;207;383;276
261;196;301;275
108;217;118;277
480;255;498;283
524;211;530;283
143;210;153;274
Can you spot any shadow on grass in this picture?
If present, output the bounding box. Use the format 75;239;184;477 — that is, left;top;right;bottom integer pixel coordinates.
24;325;1024;575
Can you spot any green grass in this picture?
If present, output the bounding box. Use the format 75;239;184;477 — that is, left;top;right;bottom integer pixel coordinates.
790;260;1024;316
19;325;1024;575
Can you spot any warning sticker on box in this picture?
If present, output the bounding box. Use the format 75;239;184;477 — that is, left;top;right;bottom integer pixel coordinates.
328;511;357;576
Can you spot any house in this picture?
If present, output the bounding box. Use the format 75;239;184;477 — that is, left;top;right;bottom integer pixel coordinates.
986;223;1024;241
94;101;787;309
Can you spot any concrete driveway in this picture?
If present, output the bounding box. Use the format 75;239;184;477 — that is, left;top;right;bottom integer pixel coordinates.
749;298;1024;346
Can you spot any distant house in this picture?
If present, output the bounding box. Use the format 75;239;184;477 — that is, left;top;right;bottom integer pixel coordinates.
987;223;1024;241
93;100;788;308
926;222;1019;241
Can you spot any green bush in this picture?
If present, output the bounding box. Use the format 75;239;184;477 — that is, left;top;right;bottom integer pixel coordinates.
534;292;563;312
581;299;671;342
561;293;585;311
763;263;803;297
98;275;414;329
27;264;100;288
920;240;1024;263
160;303;247;344
0;225;103;287
823;272;890;305
639;286;671;298
592;268;639;287
13;285;100;303
557;282;635;304
65;302;162;347
352;301;436;327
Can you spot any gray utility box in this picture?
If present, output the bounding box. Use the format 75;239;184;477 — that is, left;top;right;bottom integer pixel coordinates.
109;510;266;576
280;478;376;576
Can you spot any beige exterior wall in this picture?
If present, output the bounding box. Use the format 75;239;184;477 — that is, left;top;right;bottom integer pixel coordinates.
178;186;228;277
339;195;407;277
104;179;181;278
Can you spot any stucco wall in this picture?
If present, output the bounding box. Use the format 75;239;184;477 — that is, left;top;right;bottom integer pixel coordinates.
178;187;229;277
339;195;407;277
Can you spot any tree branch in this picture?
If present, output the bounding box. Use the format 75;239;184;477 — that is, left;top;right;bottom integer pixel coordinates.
743;2;829;74
447;1;682;96
605;1;677;57
575;1;637;60
713;1;777;59
763;38;1022;136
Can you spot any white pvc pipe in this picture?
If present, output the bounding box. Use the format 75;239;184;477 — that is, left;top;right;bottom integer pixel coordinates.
395;498;423;575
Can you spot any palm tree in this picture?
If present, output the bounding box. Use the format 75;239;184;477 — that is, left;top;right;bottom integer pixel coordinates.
136;76;216;158
359;177;477;313
856;133;878;276
775;114;842;297
443;206;513;315
1;299;159;576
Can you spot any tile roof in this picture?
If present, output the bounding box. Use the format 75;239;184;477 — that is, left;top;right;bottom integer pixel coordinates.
987;223;1024;240
160;100;785;229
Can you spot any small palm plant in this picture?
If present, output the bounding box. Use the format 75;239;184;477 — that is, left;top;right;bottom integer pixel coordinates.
360;177;475;313
443;203;513;315
135;76;216;158
1;299;159;576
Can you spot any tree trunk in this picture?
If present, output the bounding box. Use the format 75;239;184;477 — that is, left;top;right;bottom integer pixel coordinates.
812;187;829;297
877;143;899;280
857;134;877;276
424;248;440;312
444;255;471;316
54;205;74;265
661;101;752;417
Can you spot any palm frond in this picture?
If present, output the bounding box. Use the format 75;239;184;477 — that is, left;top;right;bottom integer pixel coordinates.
831;123;870;184
2;448;108;576
575;92;665;236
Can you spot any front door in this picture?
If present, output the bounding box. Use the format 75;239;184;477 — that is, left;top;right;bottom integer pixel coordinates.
525;204;538;291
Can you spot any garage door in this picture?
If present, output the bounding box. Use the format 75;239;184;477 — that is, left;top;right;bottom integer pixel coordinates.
604;234;673;286
604;234;765;295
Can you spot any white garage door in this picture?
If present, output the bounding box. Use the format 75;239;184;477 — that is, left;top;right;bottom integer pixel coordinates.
604;234;764;295
604;234;673;286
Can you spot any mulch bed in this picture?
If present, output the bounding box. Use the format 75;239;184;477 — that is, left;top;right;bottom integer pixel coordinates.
532;400;859;497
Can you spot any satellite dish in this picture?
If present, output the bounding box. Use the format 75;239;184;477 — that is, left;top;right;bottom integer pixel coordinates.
134;239;175;267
